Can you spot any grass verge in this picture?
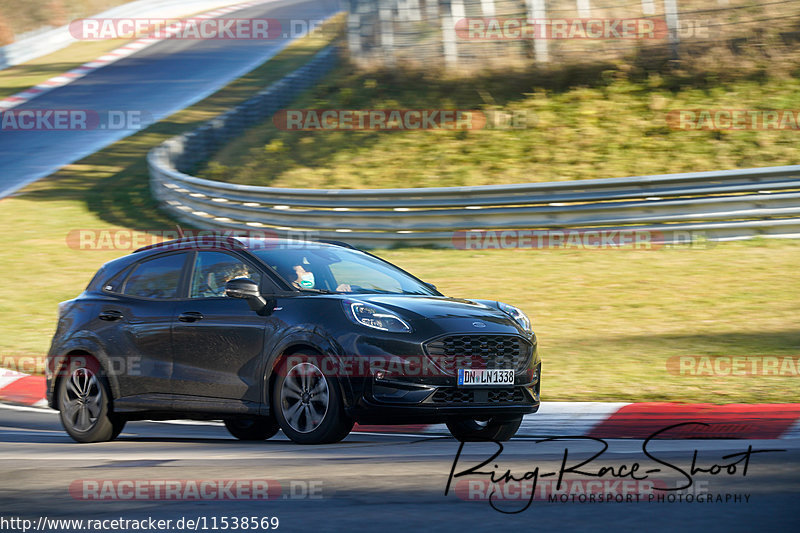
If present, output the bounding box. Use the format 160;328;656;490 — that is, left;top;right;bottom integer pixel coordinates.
197;57;800;189
0;39;131;99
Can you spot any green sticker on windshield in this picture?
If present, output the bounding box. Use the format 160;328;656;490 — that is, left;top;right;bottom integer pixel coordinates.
300;279;314;288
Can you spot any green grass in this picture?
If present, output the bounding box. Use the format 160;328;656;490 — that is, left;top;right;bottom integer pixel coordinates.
0;0;133;42
0;39;132;98
197;62;800;189
0;13;798;403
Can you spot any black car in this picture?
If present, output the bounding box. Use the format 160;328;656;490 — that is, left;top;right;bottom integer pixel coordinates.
47;236;540;444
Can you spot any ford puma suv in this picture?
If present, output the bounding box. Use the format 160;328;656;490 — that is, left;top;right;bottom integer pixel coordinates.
47;236;540;444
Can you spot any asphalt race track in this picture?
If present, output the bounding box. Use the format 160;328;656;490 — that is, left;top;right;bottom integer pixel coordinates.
0;0;342;198
0;404;796;532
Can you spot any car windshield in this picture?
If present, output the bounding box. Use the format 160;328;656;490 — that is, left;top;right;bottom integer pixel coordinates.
250;243;436;295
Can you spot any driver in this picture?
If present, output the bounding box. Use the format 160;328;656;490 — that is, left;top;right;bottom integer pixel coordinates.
286;263;352;292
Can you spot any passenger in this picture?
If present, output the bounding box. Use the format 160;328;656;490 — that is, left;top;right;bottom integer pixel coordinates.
206;264;250;296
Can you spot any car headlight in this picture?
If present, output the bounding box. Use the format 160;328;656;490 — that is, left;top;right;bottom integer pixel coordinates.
497;302;531;332
345;301;412;333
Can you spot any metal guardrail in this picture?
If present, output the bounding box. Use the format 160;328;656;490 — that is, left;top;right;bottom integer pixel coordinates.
148;47;800;248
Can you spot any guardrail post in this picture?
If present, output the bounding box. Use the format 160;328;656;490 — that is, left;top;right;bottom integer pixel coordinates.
347;0;364;61
379;0;396;67
576;0;590;18
663;0;680;59
441;0;461;68
527;0;549;63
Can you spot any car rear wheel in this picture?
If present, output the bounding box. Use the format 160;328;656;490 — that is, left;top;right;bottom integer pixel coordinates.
446;415;523;442
57;358;125;443
273;357;353;444
224;417;280;440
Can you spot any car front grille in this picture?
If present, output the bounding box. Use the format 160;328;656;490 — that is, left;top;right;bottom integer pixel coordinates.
430;387;528;405
424;334;532;375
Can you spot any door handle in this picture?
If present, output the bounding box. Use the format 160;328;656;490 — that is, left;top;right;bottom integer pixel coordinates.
98;310;123;321
178;311;204;322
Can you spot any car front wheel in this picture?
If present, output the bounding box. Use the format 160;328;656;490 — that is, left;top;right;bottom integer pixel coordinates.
272;358;353;444
57;358;125;443
446;415;523;442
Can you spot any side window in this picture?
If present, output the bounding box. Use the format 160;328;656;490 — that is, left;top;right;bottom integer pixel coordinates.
102;264;133;293
190;251;261;298
123;253;187;299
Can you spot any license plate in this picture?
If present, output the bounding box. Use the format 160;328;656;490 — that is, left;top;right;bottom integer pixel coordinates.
457;368;514;387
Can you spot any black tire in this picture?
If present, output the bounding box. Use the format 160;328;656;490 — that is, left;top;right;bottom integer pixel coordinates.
110;416;127;440
272;355;353;444
446;415;523;442
57;357;123;443
224;417;280;441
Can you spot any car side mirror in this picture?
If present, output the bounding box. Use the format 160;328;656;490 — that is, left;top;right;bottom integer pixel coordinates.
225;278;267;312
424;282;437;292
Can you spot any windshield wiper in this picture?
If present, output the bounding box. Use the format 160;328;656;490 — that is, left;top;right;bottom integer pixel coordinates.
298;287;335;294
351;289;428;295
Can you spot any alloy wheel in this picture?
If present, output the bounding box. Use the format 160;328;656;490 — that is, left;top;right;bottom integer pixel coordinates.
279;362;330;434
61;367;102;433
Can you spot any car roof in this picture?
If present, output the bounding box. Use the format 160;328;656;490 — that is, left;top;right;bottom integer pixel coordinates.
133;235;355;254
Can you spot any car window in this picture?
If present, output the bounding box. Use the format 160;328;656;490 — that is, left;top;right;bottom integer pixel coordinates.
123;253;187;299
102;264;134;293
329;260;402;293
190;251;261;298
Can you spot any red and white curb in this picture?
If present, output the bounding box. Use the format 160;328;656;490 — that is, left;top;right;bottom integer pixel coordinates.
2;369;798;439
0;0;273;112
0;370;47;408
357;402;800;440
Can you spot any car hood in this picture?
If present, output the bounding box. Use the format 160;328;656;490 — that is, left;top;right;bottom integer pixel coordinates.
346;294;512;324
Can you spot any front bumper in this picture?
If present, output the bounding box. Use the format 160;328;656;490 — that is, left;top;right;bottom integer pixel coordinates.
347;362;541;424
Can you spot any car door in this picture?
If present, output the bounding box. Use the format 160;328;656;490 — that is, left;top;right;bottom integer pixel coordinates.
170;250;271;401
101;251;190;398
